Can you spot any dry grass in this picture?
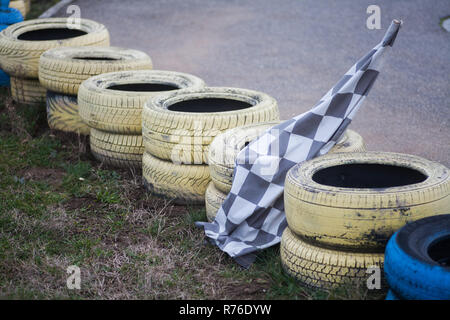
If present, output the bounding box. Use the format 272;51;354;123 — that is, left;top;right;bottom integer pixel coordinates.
3;94;32;140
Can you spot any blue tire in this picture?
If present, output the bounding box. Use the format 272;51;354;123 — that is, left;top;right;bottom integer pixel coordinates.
0;23;10;86
0;69;10;86
0;0;10;9
0;7;23;25
385;289;400;300
384;214;450;300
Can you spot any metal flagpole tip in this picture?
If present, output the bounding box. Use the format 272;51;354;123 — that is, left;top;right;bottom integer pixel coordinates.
382;19;402;47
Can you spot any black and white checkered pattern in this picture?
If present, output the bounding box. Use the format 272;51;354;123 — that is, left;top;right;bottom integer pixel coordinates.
196;20;401;268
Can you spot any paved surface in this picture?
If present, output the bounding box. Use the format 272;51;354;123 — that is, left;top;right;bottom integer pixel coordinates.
53;0;450;166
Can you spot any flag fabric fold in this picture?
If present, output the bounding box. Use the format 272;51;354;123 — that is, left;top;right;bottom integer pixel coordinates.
196;20;402;268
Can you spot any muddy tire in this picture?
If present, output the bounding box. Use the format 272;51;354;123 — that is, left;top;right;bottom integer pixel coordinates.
209;126;365;194
384;214;450;300
39;46;153;95
46;91;90;135
11;76;46;105
90;128;144;168
142;152;210;204
0;18;110;78
285;152;450;251
142;87;280;165
205;182;227;222
281;227;385;290
79;70;205;135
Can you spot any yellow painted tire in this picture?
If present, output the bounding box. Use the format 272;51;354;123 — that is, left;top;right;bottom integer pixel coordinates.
142;87;280;165
205;182;227;222
46;91;90;135
24;0;30;14
10;76;46;105
90;128;144;168
281;227;384;289
209;127;365;194
285;152;450;251
9;0;26;17
330;128;366;153
79;70;205;134
142;152;210;204
39;46;153;95
0;18;110;78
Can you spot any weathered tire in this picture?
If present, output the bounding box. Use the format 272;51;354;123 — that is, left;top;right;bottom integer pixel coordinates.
46;91;90;135
205;182;227;222
209;124;366;194
285;152;450;252
79;70;205;134
0;7;23;25
9;1;25;18
142;87;280;165
384;214;450;300
90;128;144;168
39;46;153;95
142;151;210;204
281;227;385;290
11;76;46;105
0;18;110;78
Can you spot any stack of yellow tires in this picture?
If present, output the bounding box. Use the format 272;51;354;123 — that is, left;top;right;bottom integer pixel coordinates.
142;87;280;204
281;151;450;290
206;126;366;222
79;70;205;169
0;18;110;105
39;46;153;135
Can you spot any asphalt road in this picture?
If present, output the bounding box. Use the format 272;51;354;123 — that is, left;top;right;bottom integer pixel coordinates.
53;0;450;166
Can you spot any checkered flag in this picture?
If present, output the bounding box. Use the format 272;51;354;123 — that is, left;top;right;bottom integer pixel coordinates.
196;20;402;268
